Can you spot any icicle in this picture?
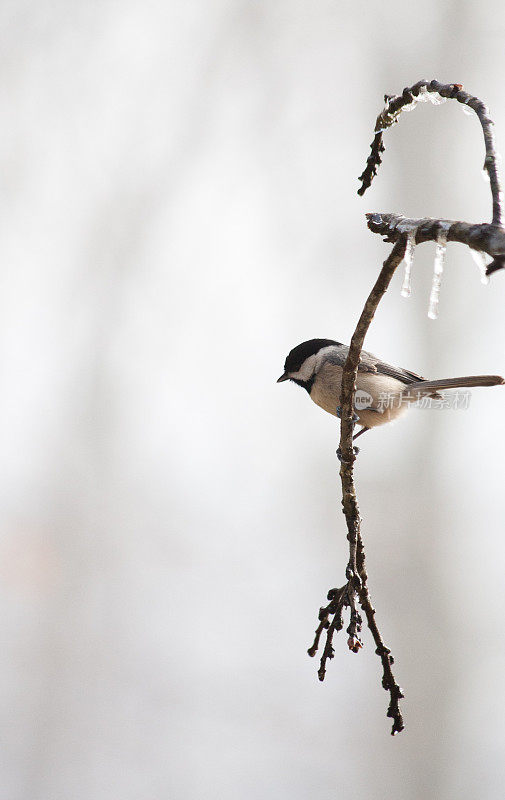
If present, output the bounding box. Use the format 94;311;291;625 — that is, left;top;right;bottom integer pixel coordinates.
482;168;490;183
400;231;416;297
427;230;448;319
470;249;491;285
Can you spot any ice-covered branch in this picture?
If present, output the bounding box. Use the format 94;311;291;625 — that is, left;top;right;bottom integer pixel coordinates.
358;79;504;229
366;212;505;275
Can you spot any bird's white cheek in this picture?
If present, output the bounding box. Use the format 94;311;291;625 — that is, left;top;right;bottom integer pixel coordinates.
289;355;317;382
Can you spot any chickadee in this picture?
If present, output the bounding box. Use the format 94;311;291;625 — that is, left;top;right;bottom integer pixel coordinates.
278;338;504;441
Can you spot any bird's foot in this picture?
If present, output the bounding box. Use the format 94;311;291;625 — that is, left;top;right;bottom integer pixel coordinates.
336;445;360;462
336;406;360;423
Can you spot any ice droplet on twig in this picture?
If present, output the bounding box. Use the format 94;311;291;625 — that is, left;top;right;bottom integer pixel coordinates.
416;86;446;105
470;249;491;285
461;105;473;116
400;231;416;297
482;168;490;183
427;229;448;319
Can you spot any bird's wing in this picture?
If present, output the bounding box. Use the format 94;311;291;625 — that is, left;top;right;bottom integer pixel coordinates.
359;349;426;384
325;346;425;385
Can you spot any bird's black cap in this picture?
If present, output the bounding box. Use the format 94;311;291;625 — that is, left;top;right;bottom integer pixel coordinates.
283;338;340;373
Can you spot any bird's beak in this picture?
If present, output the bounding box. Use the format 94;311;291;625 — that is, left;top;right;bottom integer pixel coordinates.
277;373;289;383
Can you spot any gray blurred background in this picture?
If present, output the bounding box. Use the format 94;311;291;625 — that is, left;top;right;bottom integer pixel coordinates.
1;1;505;798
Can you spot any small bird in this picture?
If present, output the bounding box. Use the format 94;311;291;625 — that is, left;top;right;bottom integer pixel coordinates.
278;338;504;442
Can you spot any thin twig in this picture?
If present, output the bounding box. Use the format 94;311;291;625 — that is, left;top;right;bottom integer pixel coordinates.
361;81;505;273
358;79;504;229
308;241;407;735
339;239;407;734
355;531;404;731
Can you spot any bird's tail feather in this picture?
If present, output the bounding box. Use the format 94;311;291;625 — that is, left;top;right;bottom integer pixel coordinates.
407;375;504;394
